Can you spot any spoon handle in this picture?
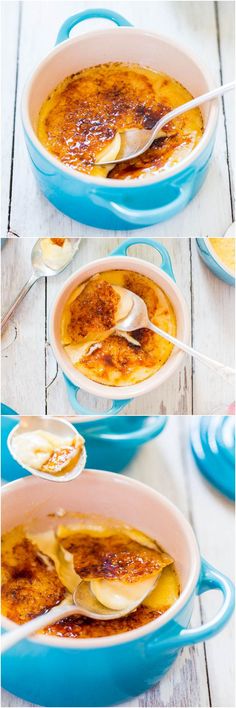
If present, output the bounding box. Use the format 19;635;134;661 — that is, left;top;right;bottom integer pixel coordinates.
1;273;40;331
154;81;236;136
149;323;235;385
1;603;75;653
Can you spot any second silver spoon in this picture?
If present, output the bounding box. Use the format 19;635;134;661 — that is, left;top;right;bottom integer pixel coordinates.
7;416;86;482
1;238;80;331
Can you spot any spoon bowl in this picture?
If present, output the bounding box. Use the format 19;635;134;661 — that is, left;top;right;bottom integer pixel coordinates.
117;291;150;332
31;238;80;277
73;576;158;620
7;416;86;482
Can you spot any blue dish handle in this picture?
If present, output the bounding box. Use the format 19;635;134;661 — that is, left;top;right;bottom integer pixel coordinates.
91;183;192;227
110;238;175;281
150;559;235;653
64;375;131;417
56;9;132;44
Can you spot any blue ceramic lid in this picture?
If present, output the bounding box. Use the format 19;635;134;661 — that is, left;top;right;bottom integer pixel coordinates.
190;416;235;500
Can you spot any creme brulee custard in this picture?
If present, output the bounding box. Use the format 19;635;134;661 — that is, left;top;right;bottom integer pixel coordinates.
40;238;73;270
60;271;177;386
1;514;180;638
37;62;203;179
208;238;235;274
11;429;84;476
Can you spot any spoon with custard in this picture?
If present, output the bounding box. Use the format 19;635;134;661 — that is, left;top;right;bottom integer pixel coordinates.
1;238;80;332
7;416;86;482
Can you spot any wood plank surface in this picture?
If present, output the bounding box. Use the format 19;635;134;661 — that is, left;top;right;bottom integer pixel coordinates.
1;1;21;237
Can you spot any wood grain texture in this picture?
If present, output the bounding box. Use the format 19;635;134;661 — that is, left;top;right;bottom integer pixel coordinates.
191;241;235;413
2;0;235;237
1;236;234;415
1;417;234;707
1;0;21;237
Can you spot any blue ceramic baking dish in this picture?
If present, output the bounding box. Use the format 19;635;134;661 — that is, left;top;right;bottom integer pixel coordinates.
50;237;190;416
1;472;235;707
196;238;235;286
21;9;218;230
1;414;167;479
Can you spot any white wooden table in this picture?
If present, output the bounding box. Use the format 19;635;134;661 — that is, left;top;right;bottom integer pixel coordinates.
1;236;234;415
1;417;234;708
2;0;235;238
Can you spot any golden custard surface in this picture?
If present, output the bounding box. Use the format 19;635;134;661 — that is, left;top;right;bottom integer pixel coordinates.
61;270;177;386
37;62;203;179
1;516;180;638
208;238;235;273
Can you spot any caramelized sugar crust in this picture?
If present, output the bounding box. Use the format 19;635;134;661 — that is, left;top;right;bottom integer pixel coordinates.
61;533;170;582
79;330;159;376
44;605;162;638
37;62;203;179
68;279;120;340
42;443;82;475
1;524;175;638
1;530;66;623
62;270;176;386
108;134;188;179
50;238;65;246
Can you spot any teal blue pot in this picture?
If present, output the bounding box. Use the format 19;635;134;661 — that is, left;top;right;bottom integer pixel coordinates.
1;415;167;479
21;9;218;230
196;238;235;286
50;237;190;416
1;473;234;707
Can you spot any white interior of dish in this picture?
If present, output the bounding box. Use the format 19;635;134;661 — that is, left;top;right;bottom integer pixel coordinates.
1;472;200;648
22;28;218;186
49;256;190;400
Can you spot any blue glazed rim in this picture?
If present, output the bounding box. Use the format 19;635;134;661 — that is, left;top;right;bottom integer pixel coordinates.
0;407;167;441
196;238;235;286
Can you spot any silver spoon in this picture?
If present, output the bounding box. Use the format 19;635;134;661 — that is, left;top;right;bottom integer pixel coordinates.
98;81;235;165
116;288;235;385
7;416;86;482
1;238;80;331
1;576;157;653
